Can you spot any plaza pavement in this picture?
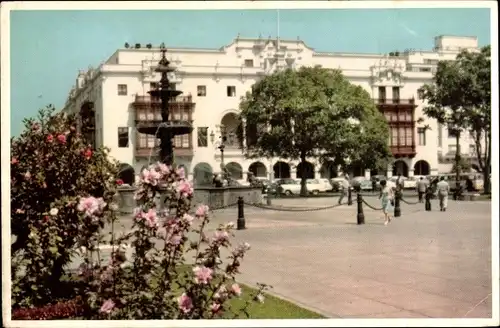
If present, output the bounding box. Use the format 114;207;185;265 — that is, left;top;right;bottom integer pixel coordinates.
77;197;493;319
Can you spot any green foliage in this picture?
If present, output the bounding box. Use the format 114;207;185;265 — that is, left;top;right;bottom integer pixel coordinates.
239;66;391;192
10;105;120;307
418;45;491;192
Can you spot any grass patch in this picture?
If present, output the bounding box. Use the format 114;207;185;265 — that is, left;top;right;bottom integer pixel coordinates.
226;284;324;319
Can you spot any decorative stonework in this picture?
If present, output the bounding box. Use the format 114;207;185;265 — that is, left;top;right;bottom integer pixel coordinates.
370;55;406;87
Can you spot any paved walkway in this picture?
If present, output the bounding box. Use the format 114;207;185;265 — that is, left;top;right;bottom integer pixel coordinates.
210;200;493;318
79;199;493;319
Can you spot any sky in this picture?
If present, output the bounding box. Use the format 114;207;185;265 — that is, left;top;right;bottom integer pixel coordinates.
9;7;491;137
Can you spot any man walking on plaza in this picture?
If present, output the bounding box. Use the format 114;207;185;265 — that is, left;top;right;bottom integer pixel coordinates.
338;174;350;205
416;177;428;203
436;176;450;212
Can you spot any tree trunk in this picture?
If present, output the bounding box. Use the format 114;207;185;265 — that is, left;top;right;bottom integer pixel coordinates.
483;130;491;194
299;153;308;197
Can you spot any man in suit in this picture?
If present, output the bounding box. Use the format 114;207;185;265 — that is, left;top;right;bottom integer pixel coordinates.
416;177;428;203
436;176;450;212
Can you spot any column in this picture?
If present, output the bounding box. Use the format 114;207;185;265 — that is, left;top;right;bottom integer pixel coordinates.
364;169;371;179
386;164;393;178
408;169;415;177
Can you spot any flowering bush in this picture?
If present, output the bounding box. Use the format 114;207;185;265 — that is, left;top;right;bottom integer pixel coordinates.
11;106;120;308
79;162;269;319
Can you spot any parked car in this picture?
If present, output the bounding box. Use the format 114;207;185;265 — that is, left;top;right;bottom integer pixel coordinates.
358;179;373;191
330;177;345;192
279;179;329;195
403;176;418;189
317;178;334;191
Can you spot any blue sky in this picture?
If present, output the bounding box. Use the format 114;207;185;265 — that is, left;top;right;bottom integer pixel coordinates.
10;8;491;136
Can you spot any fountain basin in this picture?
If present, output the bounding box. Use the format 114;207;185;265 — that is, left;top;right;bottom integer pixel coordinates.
116;186;262;213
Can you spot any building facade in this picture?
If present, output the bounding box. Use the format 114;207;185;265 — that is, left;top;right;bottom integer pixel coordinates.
63;35;485;185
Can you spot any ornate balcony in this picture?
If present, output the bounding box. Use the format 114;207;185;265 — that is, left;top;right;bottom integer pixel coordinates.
135;147;194;158
375;98;417;111
390;145;417;158
133;94;194;110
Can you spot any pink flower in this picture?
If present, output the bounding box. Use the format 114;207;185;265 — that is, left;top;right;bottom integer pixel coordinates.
57;134;66;144
46;134;54;143
116;179;124;186
195;204;209;217
231;283;242;296
212;230;229;244
193;266;213;284
141;208;158;228
142;168;161;186
211;302;221;313
83;148;92;159
177;180;193;197
177;293;193;314
77;196;105;218
183;213;194;225
11;157;18;165
157;163;170;175
214;285;228;300
99;299;115;314
176;167;186;179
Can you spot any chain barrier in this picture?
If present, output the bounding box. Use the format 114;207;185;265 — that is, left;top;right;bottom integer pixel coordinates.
243;201;345;212
210;202;238;211
400;198;420;205
361;198;383;211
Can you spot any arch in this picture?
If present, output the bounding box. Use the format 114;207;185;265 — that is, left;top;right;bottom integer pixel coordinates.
296;161;314;179
118;163;135;185
413;160;430;176
220;112;242;149
193;162;213;186
320;161;338;179
248;161;267;178
225;162;243;180
273;161;291;179
392;160;409;177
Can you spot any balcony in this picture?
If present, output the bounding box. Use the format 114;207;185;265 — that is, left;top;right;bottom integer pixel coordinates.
133;94;194;110
135;147;194;158
375;98;416;106
390;145;416;158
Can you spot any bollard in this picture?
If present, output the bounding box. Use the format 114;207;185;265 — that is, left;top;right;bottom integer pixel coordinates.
266;193;272;206
237;196;246;230
347;187;353;206
357;192;365;225
394;189;401;217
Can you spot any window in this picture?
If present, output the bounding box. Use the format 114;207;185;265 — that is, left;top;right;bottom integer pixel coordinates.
118;127;129;147
138;133;157;149
227;86;236;97
417;127;426;146
391;127;398;146
197;85;206;97
244;59;254;67
392;87;400;102
419;68;431;72
197;127;208;147
172;105;191;148
405;127;413;146
378;87;386;101
117;84;128;96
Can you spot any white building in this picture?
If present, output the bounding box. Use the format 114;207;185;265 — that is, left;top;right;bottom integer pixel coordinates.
63;35;485;185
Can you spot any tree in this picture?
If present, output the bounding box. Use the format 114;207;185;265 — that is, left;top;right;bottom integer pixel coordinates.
239;66;392;196
418;45;491;194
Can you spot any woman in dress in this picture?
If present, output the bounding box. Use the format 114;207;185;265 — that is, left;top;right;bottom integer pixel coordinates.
379;180;394;225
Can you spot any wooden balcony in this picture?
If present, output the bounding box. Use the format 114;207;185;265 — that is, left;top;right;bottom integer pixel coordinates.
135;147;194;158
133;95;194;110
375;98;417;110
390;145;417;158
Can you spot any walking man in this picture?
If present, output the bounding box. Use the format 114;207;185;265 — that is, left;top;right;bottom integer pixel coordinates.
436;176;450;212
416;177;428;203
338;175;350;205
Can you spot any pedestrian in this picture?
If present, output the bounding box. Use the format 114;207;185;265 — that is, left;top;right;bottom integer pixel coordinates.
436;176;450;212
416;177;428;203
338;175;350;205
379;180;394;225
